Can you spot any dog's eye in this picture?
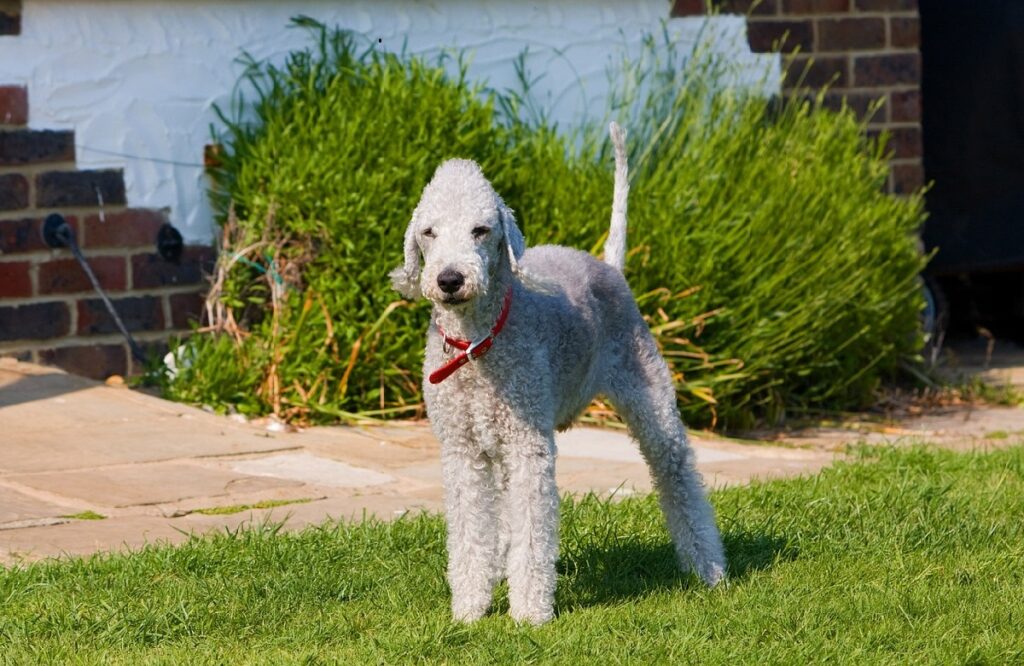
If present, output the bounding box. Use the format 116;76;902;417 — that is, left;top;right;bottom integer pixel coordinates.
472;226;490;239
422;228;435;239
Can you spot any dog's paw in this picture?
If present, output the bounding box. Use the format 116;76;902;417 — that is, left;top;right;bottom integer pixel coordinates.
451;597;490;624
509;604;554;626
699;561;726;588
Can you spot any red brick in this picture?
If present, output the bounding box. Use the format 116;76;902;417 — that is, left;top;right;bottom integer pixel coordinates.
782;0;849;12
131;245;215;289
77;295;164;335
0;130;75;166
747;19;813;52
83;209;168;249
890;16;919;48
37;256;126;295
0;173;29;211
0;215;80;254
0;301;70;341
670;0;706;16
784;55;849;88
890;89;920;122
169;291;206;329
855;0;915;10
823;91;884;122
0;86;27;126
0;260;31;297
892;163;925;194
886;126;922;159
38;344;127;380
816;17;885;51
853;53;920;86
866;126;920;159
35;170;126;208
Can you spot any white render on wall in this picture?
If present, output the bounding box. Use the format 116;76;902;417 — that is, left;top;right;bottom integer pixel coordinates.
0;1;778;243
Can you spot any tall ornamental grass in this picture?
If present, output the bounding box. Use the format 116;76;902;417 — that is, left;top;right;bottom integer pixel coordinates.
165;20;926;429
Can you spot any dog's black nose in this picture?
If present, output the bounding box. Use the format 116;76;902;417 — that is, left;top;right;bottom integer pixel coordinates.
437;268;465;294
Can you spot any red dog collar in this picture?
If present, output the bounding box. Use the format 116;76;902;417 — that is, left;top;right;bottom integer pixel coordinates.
429;288;513;384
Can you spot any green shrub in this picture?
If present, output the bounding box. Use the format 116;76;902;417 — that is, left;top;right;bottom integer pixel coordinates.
166;20;926;428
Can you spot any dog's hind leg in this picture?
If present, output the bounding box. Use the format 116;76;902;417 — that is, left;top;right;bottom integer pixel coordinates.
604;335;726;586
441;445;502;622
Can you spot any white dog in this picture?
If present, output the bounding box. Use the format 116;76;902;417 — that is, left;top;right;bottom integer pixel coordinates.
391;123;725;625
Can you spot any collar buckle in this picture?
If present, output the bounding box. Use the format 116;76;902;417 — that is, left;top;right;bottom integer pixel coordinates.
466;336;489;360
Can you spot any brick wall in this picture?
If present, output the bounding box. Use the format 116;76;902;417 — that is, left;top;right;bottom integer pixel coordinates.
672;0;923;195
0;1;210;379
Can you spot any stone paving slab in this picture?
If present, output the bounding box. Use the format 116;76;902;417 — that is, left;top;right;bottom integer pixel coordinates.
0;426;300;475
0;486;72;525
0;358;1020;566
0;496;448;565
772;405;1024;451
7;462;303;508
228;452;395;488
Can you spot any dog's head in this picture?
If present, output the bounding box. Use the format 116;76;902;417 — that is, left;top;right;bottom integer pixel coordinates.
390;159;524;307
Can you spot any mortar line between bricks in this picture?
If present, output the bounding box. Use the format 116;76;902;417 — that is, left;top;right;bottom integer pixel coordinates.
785;85;919;95
27;256;37;296
0;161;78;177
0;246;212;263
0;202;130;220
160;293;172;330
0;283;205;307
750;11;919;21
67;288;78;335
0;328;197;354
784;45;918;55
782;51;919;68
123;254;133;291
26;168;36;210
868;123;921;132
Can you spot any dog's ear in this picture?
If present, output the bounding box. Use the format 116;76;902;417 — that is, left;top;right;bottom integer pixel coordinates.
498;200;525;272
389;214;422;299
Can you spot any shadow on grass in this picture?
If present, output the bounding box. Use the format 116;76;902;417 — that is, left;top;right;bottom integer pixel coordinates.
557;529;796;609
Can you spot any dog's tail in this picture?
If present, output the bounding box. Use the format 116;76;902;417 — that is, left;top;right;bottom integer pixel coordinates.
604;121;629;272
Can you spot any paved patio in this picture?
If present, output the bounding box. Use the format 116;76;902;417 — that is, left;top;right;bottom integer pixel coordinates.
1;358;1021;565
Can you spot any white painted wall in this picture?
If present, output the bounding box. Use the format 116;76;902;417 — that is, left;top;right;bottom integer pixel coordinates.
0;1;778;243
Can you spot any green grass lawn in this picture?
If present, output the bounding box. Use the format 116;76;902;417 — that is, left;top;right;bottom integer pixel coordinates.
2;446;1023;664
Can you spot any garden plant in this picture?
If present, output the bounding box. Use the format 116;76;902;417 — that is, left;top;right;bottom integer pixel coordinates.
164;19;927;429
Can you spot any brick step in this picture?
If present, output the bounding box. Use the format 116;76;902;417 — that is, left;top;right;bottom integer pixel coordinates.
0;288;206;345
1;209;212;292
0;2;207;381
0;209;173;253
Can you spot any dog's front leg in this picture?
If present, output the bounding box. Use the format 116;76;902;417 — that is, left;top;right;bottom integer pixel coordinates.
504;431;559;625
441;446;500;622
